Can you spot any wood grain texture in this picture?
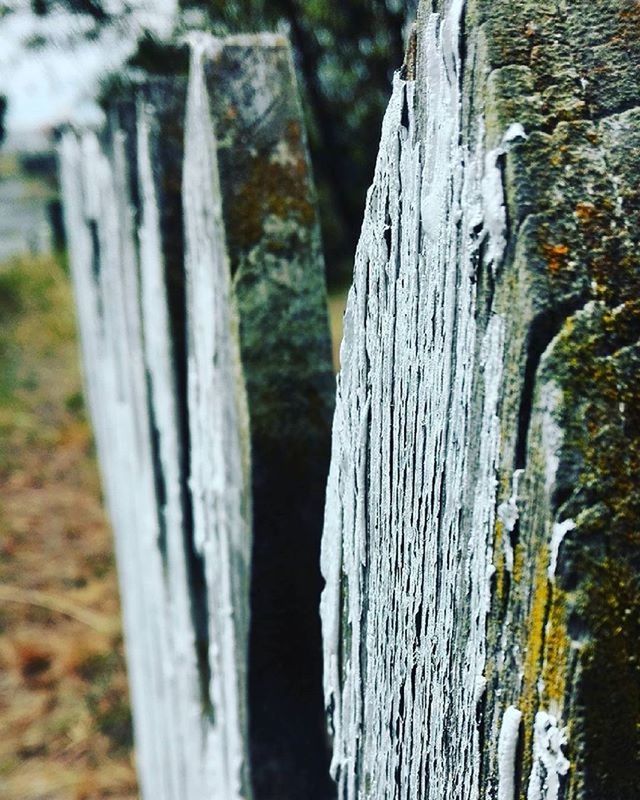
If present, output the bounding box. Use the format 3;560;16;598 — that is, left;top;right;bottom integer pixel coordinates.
60;33;334;800
321;2;640;798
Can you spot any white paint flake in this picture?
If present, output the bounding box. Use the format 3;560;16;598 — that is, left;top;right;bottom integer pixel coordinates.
497;469;524;572
526;711;570;800
548;519;576;581
503;123;528;143
497;706;523;800
481;123;528;271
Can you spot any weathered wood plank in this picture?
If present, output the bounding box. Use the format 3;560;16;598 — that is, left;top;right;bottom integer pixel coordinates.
193;34;336;800
321;1;640;798
59;82;220;798
321;5;499;795
60;32;334;800
60;121;183;798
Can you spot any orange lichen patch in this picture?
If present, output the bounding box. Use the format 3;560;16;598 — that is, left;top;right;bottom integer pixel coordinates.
541;242;569;273
227;120;315;255
224;104;238;122
574;201;597;223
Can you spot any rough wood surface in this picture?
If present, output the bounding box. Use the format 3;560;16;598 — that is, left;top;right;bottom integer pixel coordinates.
59;33;334;800
191;35;336;799
321;1;640;798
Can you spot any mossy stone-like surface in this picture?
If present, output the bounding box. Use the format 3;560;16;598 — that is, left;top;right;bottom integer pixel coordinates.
467;2;640;796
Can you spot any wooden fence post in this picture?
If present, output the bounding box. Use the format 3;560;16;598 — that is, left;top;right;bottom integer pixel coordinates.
59;32;334;800
188;35;336;800
321;1;640;798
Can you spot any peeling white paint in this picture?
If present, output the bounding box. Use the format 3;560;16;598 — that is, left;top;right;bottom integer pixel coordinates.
59;39;253;799
137;101;215;800
503;123;528;144
497;705;523;800
320;2;507;797
548;519;576;581
497;469;524;572
183;40;252;800
481;123;527;271
60;127;180;799
526;711;570;800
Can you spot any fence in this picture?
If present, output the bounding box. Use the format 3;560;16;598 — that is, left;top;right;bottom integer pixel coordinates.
60;33;334;800
59;3;640;799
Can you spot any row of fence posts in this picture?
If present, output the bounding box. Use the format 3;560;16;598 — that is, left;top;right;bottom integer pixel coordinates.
59;5;640;799
60;33;335;800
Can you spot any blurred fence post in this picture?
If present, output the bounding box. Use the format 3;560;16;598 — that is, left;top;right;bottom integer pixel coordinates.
321;1;640;798
59;32;334;800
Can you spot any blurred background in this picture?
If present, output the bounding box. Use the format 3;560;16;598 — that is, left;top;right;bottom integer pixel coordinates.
0;1;415;796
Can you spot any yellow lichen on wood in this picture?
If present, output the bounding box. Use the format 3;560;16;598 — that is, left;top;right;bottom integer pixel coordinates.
541;587;570;709
493;518;507;603
519;544;550;759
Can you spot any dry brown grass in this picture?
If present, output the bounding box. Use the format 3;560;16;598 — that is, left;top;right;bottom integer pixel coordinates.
0;254;138;799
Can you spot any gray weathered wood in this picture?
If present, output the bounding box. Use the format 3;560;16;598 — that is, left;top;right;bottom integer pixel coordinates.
59;32;334;800
192;35;336;800
321;1;640;798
